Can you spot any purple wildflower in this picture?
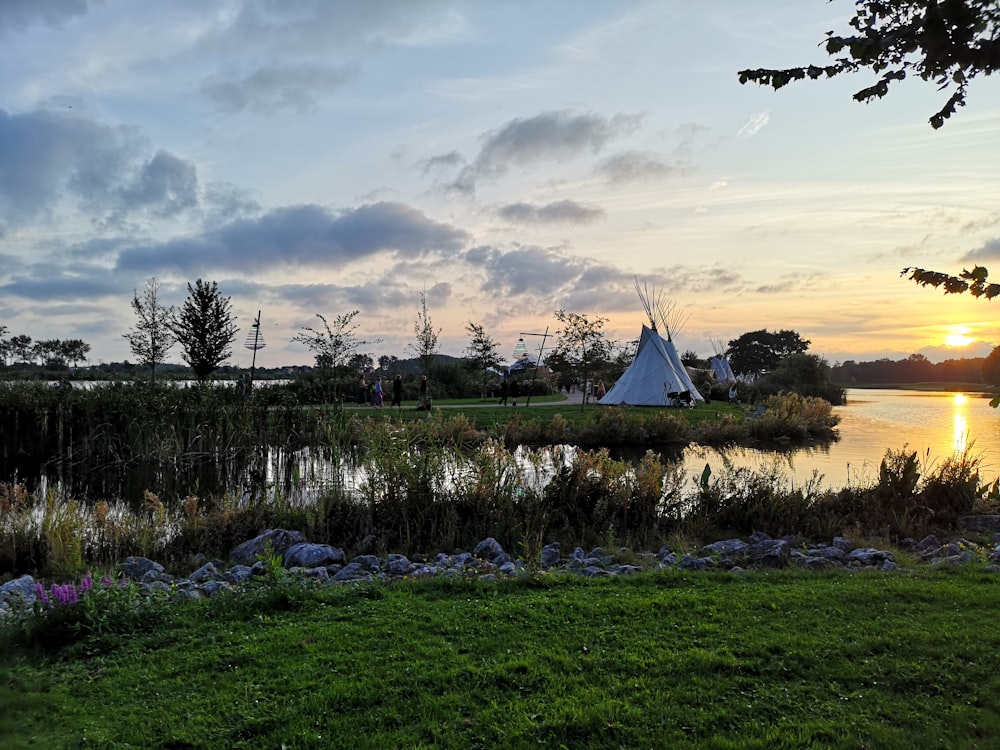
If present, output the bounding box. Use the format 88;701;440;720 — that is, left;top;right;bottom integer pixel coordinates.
35;582;51;608
101;575;113;588
80;572;93;593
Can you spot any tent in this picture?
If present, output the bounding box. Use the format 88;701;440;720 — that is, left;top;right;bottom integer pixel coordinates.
599;325;704;406
709;355;736;383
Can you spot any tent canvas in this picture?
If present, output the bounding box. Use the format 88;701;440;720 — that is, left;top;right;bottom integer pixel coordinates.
709;355;736;383
599;325;704;406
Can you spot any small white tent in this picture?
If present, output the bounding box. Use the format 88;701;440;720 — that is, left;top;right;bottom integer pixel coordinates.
599;325;704;406
710;355;736;383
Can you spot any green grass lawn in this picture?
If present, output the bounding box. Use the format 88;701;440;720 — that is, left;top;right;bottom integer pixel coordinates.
344;396;744;432
3;568;1000;749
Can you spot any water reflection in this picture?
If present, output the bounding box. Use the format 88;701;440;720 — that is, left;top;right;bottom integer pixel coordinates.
953;393;969;455
681;388;1000;489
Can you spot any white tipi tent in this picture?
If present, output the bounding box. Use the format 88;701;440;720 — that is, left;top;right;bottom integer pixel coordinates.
599;279;704;406
708;337;736;383
599;325;703;406
709;356;736;383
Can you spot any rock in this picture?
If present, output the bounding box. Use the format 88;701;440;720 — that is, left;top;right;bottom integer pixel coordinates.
958;515;1000;534
230;529;307;566
540;543;561;567
474;537;508;564
283;543;346;568
0;574;37;604
386;554;413;576
746;539;790;568
701;539;749;558
123;556;164;580
189;562;220;583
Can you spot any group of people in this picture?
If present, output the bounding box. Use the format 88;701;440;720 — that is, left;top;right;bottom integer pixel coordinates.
356;374;427;409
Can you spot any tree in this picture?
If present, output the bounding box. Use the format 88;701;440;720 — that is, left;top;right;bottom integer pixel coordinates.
171;279;238;379
291;311;380;372
125;278;176;385
33;339;64;367
60;339;91;369
903;265;1000;298
408;291;441;377
983;346;1000;386
738;1;1000;128
9;334;32;364
552;309;609;407
348;353;375;373
726;329;810;378
464;321;503;398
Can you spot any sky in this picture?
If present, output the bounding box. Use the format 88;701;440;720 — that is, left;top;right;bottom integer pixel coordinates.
1;0;999;370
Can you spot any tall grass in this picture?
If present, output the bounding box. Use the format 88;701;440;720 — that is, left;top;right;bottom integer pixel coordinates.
4;437;994;577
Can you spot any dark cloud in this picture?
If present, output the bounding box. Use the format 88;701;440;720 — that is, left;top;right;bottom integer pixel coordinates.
0;109;200;233
0;0;89;34
203;182;262;227
116;201;470;275
448;111;641;194
420;151;465;174
466;244;627;299
595;150;676;184
202;64;359;115
0;272;123;301
497;199;605;226
961;237;1000;263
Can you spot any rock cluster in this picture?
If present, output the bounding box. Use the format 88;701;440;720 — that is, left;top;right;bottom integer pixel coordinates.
3;529;1000;615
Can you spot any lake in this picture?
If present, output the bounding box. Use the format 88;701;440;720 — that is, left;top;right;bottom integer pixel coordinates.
681;388;1000;489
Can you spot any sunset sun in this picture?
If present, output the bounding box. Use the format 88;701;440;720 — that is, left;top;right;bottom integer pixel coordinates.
943;326;974;348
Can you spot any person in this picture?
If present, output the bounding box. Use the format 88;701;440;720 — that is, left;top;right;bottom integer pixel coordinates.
373;376;384;408
509;379;520;407
584;379;593;404
418;375;429;410
596;379;606;400
498;376;509;406
357;376;367;405
729;384;739;404
391;374;403;408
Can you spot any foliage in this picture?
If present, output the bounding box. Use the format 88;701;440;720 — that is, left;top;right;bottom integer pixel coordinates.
291;310;382;382
123;277;176;385
738;0;1000;128
552;309;609;407
464;320;503;397
408;291;441;377
755;353;846;404
982;346;1000;386
726;328;810;377
171;279;238;379
903;264;1000;299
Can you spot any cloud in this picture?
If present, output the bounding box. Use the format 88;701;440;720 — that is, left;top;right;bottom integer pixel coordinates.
0;0;89;35
202;64;359;115
737;111;770;139
0;109;201;233
960;237;1000;263
0;271;123;301
115;201;470;275
448;110;641;194
420;151;465;174
497;200;605;225
594;150;676;184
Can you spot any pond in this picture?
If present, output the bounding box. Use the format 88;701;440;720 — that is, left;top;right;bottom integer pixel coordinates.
682;388;1000;489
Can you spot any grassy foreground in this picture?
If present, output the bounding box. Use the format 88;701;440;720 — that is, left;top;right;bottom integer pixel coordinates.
3;569;1000;749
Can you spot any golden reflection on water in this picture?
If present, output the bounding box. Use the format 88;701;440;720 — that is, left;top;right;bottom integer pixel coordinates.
952;393;969;455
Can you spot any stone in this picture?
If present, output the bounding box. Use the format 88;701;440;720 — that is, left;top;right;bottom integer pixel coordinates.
230;529;307;566
283;543;346;568
123;556;164;580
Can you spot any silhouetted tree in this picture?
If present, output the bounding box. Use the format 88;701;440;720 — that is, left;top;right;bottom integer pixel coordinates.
171;279;237;379
408;291;441;377
727;329;810;377
125;278;176;385
739;0;1000;128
